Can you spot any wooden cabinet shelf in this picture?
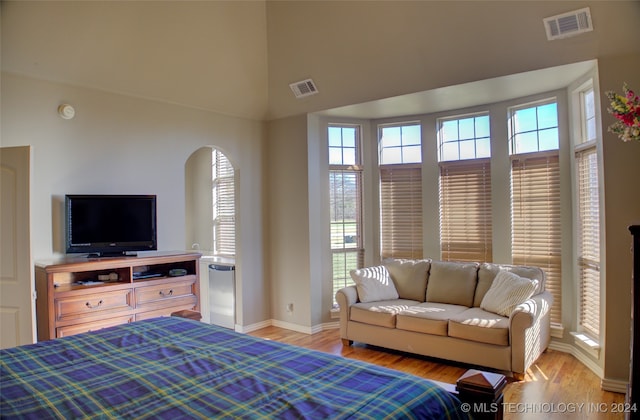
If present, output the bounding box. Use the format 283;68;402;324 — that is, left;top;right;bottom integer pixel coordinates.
35;251;201;341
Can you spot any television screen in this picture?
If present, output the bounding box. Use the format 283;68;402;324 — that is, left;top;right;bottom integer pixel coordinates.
65;195;157;257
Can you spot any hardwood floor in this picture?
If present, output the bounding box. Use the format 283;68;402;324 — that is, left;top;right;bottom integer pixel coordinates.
249;326;627;419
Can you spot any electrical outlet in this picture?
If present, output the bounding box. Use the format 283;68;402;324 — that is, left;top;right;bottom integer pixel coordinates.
286;303;293;313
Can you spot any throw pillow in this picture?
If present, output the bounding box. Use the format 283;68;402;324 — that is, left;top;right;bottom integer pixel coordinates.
350;265;399;303
383;258;430;302
480;270;538;317
426;261;479;307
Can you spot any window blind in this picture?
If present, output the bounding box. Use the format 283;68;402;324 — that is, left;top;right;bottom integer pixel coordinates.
511;153;561;324
380;165;423;259
439;158;492;262
576;146;600;338
213;150;235;256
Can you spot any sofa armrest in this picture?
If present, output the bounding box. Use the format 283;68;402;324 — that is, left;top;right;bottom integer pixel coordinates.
509;290;554;374
335;286;358;340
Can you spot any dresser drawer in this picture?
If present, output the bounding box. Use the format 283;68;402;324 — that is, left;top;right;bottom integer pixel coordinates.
135;278;196;308
55;289;134;322
56;315;134;338
135;304;197;322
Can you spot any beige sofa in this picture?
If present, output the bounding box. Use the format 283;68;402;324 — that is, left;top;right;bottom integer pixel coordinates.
336;259;553;378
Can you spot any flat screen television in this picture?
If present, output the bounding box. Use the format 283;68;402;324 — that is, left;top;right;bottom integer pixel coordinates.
65;194;157;257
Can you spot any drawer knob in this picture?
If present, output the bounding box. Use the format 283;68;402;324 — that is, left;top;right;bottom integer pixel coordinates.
86;300;103;309
159;289;174;297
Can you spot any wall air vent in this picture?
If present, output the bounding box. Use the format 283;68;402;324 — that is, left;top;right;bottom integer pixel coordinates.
289;79;319;98
544;7;593;40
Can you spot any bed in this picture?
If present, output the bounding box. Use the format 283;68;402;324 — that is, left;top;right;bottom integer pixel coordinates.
1;316;470;419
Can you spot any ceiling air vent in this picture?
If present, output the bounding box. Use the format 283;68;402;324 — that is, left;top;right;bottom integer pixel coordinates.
544;7;593;40
289;79;318;98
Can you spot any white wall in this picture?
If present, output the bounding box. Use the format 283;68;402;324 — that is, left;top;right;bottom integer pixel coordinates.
0;72;269;326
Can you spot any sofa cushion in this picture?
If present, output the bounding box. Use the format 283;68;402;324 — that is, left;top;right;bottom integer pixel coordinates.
350;266;399;303
396;302;468;336
448;307;510;346
475;263;545;306
350;299;417;328
383;258;431;302
426;261;479;307
480;270;538;317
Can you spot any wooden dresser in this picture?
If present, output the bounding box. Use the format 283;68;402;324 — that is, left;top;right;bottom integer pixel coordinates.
35;251;201;340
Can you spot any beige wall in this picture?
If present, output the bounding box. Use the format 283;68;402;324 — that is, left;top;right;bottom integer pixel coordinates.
266;1;640;119
598;54;640;383
1;0;269;120
266;115;311;327
0;72;270;327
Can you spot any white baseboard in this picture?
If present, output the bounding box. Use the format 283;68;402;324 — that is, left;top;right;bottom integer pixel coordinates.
271;319;314;334
601;377;629;394
270;320;340;334
549;341;603;378
549;340;629;394
235;320;272;333
238;319;340;335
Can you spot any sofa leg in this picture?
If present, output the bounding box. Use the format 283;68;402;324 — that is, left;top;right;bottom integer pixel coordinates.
341;338;353;346
512;372;525;381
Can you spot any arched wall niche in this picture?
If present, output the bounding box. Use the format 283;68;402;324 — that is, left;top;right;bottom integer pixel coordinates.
185;146;238;326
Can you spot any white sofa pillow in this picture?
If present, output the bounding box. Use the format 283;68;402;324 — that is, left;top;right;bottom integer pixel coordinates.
350;266;399;303
480;270;538;317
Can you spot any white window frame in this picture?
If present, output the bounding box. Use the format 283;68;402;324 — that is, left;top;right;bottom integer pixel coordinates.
378;121;423;259
508;99;562;327
329;124;364;306
571;79;603;357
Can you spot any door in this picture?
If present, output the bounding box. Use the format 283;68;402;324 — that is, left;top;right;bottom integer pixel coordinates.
1;146;34;348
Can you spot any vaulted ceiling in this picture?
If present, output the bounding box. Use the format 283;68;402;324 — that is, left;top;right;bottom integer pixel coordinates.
2;1;639;121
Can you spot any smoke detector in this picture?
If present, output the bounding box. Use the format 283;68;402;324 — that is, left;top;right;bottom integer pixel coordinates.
289;79;318;98
543;7;593;40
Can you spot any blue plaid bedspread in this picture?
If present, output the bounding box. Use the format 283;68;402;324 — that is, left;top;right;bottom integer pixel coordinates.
1;317;468;419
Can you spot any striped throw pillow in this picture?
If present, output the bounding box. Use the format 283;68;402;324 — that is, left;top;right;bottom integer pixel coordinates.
480;270;538;317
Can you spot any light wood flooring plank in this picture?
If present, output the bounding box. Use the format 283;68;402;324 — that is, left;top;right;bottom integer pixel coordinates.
249;326;627;420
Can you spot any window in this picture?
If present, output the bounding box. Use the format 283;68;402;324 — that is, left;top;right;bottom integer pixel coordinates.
380;123;422;164
438;114;492;262
439;115;491;162
379;123;423;258
576;85;600;340
329;125;364;304
509;101;562;325
576;147;600;338
509;101;559;154
212;149;235;256
580;88;597;143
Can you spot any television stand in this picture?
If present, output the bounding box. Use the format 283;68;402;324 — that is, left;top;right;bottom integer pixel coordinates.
35;251;201;340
